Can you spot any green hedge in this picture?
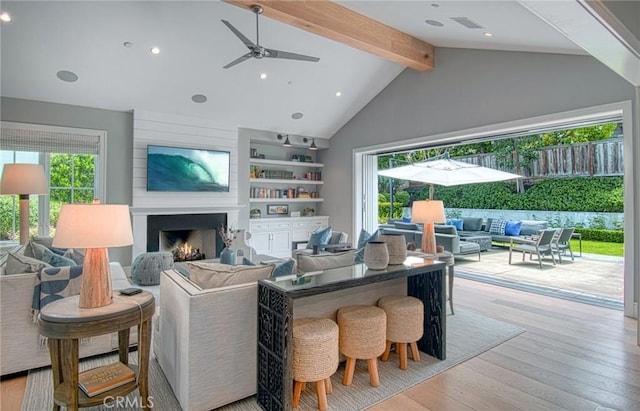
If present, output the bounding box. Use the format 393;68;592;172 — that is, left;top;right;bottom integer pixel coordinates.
574;228;624;243
378;202;404;223
410;176;623;213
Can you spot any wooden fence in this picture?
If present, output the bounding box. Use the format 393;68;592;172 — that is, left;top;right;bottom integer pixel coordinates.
455;137;624;179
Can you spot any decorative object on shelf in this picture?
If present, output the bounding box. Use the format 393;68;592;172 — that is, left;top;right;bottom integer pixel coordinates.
379;233;407;264
267;204;289;215
250;209;262;218
0;163;49;245
363;241;389;270
250;148;259;158
302;207;315;217
250;165;259;178
411;200;446;255
52;200;134;309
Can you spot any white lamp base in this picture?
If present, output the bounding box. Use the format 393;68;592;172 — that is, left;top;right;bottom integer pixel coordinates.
79;248;113;309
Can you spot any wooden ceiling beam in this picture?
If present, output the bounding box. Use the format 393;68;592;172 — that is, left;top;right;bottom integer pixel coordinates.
225;0;435;71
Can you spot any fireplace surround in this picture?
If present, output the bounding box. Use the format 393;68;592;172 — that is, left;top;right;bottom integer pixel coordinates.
146;213;227;259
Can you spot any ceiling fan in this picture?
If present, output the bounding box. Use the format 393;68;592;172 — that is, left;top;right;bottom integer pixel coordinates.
221;5;320;69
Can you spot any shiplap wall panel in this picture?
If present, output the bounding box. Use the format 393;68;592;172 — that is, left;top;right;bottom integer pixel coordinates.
132;111;239;209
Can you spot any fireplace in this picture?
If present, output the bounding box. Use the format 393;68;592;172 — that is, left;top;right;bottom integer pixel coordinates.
147;213;227;260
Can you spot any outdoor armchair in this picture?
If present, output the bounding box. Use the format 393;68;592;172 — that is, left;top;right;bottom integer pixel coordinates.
508;229;557;269
553;227;575;263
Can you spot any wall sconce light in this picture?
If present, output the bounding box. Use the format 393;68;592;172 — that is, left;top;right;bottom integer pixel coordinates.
309;138;318;151
277;134;292;147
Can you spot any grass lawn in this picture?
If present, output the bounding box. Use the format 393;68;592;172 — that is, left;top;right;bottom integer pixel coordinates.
572;239;623;257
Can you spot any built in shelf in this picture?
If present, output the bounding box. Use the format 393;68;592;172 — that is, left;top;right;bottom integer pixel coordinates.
250;158;323;168
250;178;323;185
249;198;324;203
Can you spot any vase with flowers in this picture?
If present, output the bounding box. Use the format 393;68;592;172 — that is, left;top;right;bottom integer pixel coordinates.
218;226;238;265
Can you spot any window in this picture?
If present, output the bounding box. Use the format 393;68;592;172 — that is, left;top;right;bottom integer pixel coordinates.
0;122;106;241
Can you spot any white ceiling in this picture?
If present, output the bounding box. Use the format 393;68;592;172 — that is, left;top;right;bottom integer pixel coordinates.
0;1;591;139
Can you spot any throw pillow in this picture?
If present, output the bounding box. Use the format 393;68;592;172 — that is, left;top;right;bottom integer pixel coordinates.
504;220;523;236
297;250;355;272
267;258;296;278
186;262;275;289
489;219;507;235
29;241;76;267
63;248;85;265
462;217;483;232
484;218;494;232
355;229;379;264
5;252;52;275
242;257;256;266
306;226;332;250
449;218;463;231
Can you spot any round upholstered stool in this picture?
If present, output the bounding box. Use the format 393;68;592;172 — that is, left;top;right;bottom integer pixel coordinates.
337;305;386;387
131;251;174;286
293;317;339;411
378;295;424;370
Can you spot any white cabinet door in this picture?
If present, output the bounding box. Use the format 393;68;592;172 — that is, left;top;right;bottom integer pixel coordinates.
251;232;271;255
270;230;292;258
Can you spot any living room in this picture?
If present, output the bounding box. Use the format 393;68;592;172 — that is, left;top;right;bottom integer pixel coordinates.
2;1;640;410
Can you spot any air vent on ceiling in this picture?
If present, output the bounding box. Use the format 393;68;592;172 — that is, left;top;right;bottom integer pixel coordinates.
450;17;484;29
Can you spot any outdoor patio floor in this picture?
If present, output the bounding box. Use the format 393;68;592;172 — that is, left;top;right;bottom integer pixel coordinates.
452;245;624;309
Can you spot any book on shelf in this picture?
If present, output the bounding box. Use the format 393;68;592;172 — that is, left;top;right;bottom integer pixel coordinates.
78;362;136;397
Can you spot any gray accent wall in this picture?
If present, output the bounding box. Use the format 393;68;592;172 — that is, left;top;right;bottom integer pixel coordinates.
321;48;636;235
1;97;133;263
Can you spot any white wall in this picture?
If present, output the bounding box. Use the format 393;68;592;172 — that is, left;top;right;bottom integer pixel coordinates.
130;110;242;259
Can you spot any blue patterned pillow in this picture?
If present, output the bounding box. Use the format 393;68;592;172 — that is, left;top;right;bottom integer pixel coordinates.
355;229;379;264
271;259;295;278
306;226;332;249
489;219;507;235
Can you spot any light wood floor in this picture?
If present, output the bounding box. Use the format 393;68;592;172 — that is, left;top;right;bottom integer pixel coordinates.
2;278;638;411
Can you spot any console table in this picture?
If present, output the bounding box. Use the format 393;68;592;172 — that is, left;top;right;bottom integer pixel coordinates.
39;292;155;410
256;257;446;411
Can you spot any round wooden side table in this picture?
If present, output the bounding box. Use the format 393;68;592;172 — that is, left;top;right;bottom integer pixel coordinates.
39;291;155;410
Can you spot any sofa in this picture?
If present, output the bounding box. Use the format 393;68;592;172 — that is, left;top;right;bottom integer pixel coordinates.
378;221;480;257
0;260;132;375
448;217;549;244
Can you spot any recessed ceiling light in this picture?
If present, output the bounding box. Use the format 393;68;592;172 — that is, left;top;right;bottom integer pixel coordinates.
191;94;207;103
425;19;444;27
260;73;267;80
0;12;11;22
291;112;304;120
335;92;342;97
430;3;440;7
56;70;78;83
123;41;133;48
150;47;160;55
484;32;494;37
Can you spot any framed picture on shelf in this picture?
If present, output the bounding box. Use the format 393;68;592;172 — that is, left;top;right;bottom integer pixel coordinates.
267;204;289;215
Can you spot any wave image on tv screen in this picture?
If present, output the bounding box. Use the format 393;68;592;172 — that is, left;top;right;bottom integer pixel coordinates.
147;145;230;192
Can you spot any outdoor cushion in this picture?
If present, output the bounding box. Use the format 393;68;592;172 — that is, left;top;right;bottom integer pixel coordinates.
504;220;523;236
446;219;463;230
520;220;548;236
306;226;332;249
484;218;494;232
489;219;507;235
394;222;420;231
462;217;483;232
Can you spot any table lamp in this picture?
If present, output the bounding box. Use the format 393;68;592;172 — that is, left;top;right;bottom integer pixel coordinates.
411;200;446;255
0;164;49;245
53;202;133;309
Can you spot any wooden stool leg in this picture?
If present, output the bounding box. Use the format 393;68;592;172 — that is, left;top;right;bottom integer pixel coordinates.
410;341;421;362
343;357;356;386
380;340;392;361
293;381;303;408
301;382;307;392
315;380;328;411
397;342;408;370
324;377;333;394
367;358;380;387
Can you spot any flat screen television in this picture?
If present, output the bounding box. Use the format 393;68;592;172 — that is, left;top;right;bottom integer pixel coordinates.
147;144;230;192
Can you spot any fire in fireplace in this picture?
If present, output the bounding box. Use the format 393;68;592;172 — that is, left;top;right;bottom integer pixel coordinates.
171;242;203;262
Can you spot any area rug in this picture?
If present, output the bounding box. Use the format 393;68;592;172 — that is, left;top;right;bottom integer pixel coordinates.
22;310;524;410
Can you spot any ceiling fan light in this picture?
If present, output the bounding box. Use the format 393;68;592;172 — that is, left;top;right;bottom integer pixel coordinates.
309;138;318;151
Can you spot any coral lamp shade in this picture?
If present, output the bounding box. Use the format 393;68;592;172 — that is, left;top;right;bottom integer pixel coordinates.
53;204;133;249
0;164;49;195
411;200;446;224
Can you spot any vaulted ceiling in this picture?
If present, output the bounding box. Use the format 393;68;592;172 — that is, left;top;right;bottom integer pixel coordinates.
1;1;637;139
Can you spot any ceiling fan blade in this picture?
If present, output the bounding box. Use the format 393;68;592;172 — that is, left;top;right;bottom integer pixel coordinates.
221;20;256;50
223;52;253;69
264;48;320;63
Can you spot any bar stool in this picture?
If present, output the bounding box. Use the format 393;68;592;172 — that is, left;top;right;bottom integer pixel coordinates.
378;295;424;370
292;317;339;411
337;305;386;387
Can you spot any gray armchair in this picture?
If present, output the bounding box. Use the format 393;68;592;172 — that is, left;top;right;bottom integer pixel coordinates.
291;231;351;258
434;225;481;260
508;229;557;268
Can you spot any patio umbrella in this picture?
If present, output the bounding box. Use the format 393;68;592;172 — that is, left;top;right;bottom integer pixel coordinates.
378;157;522;186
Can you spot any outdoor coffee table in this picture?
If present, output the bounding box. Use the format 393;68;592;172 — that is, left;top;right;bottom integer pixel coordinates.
460;235;492;251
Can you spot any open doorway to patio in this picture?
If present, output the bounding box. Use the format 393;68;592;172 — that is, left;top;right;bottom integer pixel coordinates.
356;103;629;312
